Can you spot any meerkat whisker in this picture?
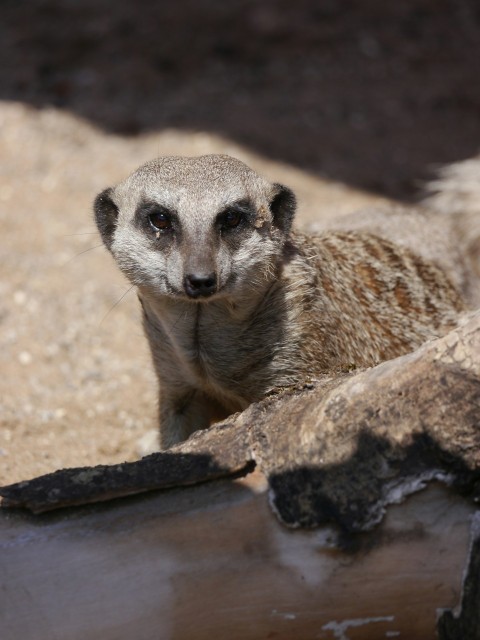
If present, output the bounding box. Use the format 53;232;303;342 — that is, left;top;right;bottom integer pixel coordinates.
99;284;136;326
65;243;106;264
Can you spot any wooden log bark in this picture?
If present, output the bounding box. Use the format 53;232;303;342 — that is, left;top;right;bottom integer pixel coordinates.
1;312;479;639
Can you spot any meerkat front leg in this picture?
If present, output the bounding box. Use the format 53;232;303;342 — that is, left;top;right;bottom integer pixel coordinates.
158;388;230;449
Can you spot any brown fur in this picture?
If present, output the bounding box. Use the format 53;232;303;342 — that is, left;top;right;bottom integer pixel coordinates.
285;230;464;372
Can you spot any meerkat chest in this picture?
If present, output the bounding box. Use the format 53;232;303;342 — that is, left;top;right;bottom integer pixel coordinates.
192;297;300;401
143;292;300;404
145;298;250;393
190;305;248;383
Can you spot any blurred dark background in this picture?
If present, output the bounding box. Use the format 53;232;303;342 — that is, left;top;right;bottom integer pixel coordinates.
2;0;480;199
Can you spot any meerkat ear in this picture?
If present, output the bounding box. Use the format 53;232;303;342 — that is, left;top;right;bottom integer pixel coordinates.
269;184;297;236
94;187;119;251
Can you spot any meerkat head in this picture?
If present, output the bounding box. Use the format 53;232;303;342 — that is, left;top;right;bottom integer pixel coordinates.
94;155;296;301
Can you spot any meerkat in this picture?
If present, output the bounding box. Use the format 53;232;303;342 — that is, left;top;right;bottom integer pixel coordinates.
94;154;466;448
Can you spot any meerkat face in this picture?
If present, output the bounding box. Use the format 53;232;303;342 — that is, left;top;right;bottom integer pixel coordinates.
94;155;296;301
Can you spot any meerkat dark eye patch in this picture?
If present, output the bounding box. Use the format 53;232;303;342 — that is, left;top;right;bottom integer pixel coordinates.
217;200;254;232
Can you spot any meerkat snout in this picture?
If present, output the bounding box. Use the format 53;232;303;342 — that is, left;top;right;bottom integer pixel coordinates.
184;273;217;298
94;155;295;304
94;153;466;449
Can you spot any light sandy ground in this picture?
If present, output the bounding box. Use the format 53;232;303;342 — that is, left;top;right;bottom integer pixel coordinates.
0;102;391;485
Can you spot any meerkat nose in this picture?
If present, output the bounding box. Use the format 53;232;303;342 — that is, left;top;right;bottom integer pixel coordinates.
184;273;217;298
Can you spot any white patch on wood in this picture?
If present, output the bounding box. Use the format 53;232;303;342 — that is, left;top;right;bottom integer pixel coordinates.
271;609;297;620
358;471;456;531
270;521;340;587
322;616;394;639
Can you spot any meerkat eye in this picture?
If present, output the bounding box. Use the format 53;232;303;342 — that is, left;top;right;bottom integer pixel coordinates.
220;208;244;230
148;211;172;233
224;210;242;227
217;200;253;232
